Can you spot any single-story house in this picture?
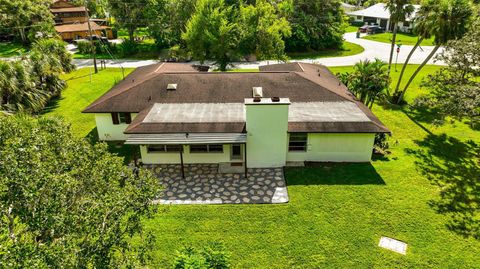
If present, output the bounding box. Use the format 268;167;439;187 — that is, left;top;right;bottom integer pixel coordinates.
83;63;389;174
348;3;420;33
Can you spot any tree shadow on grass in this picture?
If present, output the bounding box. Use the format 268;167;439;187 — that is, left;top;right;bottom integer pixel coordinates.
85;128;140;165
41;95;64;115
405;133;480;239
285;162;385;185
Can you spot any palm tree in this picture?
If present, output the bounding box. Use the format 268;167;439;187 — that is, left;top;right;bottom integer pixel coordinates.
393;0;473;104
391;2;436;103
386;0;415;76
340;59;390;109
0;61;18;110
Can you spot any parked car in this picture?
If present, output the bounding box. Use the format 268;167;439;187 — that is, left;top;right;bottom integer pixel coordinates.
358;25;370;33
366;25;385;34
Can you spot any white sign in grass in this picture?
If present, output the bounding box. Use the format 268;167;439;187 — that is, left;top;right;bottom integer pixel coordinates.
378;237;407;255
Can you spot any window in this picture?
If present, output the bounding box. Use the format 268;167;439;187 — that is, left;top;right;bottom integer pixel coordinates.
190;144;223;153
147;145;182;153
231;144;242;160
289;133;308;152
111;112;131;125
403;21;410;27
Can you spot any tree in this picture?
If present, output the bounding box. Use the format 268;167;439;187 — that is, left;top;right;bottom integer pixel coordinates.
414;19;480;126
31;38;75;74
285;0;346;53
73;0;109;18
338;59;390;108
0;38;74;113
108;0;150;42
0;60;48;113
0;0;54;44
392;0;473;104
239;0;292;61
182;0;243;71
0;115;162;268
147;0;198;48
385;0;415;75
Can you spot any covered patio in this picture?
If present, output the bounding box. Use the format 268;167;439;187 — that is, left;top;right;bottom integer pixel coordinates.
145;164;289;205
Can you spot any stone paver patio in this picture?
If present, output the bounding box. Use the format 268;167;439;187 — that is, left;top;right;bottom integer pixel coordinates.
144;164;289;205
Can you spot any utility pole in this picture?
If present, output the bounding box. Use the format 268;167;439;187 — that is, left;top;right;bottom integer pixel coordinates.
84;0;98;73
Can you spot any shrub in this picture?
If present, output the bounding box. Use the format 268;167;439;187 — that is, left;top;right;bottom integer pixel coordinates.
77;40;92;54
349;20;365;27
118;39;138;57
166;45;192;62
374;133;390;154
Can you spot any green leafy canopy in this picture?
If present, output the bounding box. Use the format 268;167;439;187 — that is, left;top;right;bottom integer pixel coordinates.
0;115;162;268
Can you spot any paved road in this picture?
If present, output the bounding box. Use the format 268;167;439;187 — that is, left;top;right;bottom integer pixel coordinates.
73;32;445;69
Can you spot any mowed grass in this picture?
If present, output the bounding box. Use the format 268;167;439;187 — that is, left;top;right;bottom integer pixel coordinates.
346;25;360;33
362;32;435;46
0;42;27;57
43;67;134;137
287;41;364;60
45;65;480;268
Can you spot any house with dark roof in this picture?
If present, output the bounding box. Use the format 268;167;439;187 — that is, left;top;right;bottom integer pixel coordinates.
83;63;389;174
50;0;113;41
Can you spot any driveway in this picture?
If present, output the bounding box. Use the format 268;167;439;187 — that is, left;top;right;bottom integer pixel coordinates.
72;32;445;69
145;164;289;205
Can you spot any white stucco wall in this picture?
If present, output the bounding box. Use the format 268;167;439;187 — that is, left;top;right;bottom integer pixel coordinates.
140;145;232;164
245;101;289;168
95;113;137;141
286;133;375;163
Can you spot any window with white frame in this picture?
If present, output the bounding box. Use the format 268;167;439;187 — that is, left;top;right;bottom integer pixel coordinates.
288;133;308;152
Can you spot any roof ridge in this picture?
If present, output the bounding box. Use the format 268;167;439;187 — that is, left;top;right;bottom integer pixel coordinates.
292;71;356;103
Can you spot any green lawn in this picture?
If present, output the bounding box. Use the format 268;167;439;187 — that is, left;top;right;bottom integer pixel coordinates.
346;25;359;33
287;41;364;60
0;42;27;57
43;67;134;137
44;65;480;268
362;32;435;46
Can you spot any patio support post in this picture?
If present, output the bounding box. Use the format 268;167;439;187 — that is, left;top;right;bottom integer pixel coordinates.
180;147;185;179
244;143;247;178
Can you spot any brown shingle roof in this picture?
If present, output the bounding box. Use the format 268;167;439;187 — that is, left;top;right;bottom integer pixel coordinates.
54;21;102;33
50;6;87;13
83;63;352;113
83;63;390;134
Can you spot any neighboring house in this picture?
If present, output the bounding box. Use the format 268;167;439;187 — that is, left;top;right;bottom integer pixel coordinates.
54;21;114;41
51;0;88;24
347;3;420;33
50;0;113;41
83;63;389;173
